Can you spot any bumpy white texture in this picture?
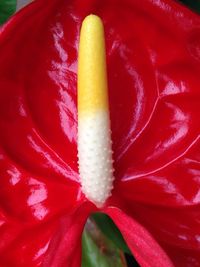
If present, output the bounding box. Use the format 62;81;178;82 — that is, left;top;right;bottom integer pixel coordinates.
78;111;114;207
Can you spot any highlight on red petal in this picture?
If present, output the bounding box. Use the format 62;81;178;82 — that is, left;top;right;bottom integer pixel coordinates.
0;147;90;266
105;207;174;267
0;147;81;223
0;203;93;267
115;139;200;207
0;220;57;266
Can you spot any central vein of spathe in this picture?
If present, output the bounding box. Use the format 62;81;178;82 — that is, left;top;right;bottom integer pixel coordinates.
77;15;114;207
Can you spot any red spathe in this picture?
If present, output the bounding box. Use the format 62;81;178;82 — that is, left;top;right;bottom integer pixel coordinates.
0;0;200;266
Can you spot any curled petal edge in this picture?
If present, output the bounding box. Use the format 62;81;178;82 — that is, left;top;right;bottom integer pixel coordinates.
105;207;174;267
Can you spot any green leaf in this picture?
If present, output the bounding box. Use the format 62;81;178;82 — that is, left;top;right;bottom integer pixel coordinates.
82;231;127;267
0;0;16;24
82;231;110;267
82;219;127;267
92;213;131;254
179;0;200;13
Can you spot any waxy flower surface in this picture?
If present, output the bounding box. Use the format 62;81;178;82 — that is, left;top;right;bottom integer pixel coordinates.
1;0;200;266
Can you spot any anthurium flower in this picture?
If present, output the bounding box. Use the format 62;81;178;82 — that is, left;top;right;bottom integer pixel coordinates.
1;0;200;266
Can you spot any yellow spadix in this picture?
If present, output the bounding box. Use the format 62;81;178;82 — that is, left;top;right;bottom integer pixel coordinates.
77;15;114;207
78;15;109;116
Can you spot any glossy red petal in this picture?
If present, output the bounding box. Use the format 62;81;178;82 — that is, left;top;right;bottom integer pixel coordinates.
0;220;57;266
0;0;80;180
102;2;200;264
2;0;199;187
0;1;87;263
107;0;200;182
164;246;200;267
115;202;200;267
0;146;81;223
1;0;200;266
42;203;93;267
0;146;90;266
114;138;200;207
105;207;174;267
0;203;92;267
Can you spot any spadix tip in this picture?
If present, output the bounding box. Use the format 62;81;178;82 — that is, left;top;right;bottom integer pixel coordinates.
78;14;108;116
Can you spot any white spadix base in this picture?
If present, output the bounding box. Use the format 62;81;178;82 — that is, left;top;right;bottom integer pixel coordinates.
78;111;114;207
